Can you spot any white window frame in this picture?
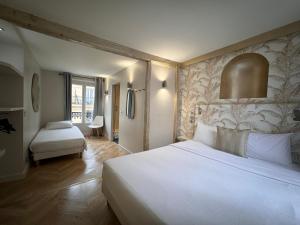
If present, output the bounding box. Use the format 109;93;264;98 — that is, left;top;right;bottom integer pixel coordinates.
72;78;96;124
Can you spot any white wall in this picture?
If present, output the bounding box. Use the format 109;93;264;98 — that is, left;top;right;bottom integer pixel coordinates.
104;61;146;153
40;70;94;135
0;43;24;74
41;70;65;127
149;61;176;149
104;61;176;152
0;19;24;73
0;29;41;181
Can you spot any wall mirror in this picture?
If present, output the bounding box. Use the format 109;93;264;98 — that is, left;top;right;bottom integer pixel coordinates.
31;73;40;112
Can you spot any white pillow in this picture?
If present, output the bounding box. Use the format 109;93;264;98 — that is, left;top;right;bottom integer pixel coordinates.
45;121;73;130
193;122;217;148
246;132;292;166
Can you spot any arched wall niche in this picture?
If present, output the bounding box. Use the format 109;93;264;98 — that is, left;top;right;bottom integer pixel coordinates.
0;62;23;108
220;53;269;99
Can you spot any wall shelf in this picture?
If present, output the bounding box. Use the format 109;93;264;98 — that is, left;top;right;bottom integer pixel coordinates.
0;107;23;112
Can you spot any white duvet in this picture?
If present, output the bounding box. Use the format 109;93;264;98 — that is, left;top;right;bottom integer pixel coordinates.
30;126;86;153
102;140;300;225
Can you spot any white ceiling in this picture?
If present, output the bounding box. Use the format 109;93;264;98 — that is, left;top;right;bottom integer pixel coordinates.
17;28;137;76
1;0;300;62
0;19;22;46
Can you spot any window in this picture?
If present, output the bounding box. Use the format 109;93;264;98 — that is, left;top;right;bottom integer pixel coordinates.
72;78;95;124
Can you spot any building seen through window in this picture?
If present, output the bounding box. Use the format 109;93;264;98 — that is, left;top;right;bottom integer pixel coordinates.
71;79;95;124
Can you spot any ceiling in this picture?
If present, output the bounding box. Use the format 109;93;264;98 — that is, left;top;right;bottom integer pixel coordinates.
18;28;137;76
1;0;300;63
0;18;137;76
0;19;22;46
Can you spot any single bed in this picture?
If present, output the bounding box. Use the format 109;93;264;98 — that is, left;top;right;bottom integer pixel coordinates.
30;126;86;162
102;140;300;225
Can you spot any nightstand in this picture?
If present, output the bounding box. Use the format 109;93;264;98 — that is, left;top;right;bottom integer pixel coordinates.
175;136;189;143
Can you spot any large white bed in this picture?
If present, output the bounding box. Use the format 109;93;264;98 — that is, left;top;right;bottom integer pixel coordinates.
30;126;86;162
102;140;300;225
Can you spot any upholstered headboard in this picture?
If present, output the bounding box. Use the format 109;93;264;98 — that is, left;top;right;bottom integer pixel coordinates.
177;32;300;154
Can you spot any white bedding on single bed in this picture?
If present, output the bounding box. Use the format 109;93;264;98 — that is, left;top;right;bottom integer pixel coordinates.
102;140;300;225
30;126;86;153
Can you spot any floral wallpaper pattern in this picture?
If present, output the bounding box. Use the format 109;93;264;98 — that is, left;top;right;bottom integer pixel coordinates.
177;32;300;141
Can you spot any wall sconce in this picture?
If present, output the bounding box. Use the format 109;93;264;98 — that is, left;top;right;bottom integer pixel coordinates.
127;82;133;89
294;108;300;121
104;90;109;95
162;80;167;88
197;106;202;115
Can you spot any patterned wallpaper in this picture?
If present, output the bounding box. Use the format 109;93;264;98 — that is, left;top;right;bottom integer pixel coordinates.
177;32;300;140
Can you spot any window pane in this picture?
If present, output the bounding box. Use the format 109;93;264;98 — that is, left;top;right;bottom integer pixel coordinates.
72;84;83;123
85;86;95;123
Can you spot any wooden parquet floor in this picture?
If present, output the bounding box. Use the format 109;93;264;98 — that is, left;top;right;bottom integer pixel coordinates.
0;137;128;225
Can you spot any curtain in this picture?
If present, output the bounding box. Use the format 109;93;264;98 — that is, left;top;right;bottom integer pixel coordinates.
63;72;72;120
94;77;104;117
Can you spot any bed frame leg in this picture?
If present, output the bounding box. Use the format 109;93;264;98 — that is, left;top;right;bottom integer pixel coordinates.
107;201;112;210
35;160;40;166
79;152;82;158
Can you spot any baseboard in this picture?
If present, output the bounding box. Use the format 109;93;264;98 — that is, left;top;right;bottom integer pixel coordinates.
0;162;29;183
118;144;133;154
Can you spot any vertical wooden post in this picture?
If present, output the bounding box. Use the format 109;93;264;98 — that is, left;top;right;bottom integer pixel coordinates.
173;65;179;142
143;61;151;151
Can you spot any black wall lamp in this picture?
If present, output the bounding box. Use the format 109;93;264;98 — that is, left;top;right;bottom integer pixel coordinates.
127;82;133;89
294;108;300;121
162;80;167;88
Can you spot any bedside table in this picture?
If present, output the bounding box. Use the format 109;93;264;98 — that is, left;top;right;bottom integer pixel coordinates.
175;136;189;143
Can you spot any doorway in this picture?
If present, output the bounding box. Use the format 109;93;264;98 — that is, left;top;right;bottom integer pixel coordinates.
112;83;120;143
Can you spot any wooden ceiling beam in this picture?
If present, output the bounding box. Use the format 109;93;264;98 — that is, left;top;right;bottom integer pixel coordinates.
182;20;300;67
0;4;178;66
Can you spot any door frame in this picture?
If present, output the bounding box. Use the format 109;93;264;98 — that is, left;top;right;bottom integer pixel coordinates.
111;83;120;141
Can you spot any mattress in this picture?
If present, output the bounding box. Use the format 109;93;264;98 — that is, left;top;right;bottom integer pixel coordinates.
30;126;86;153
102;140;300;225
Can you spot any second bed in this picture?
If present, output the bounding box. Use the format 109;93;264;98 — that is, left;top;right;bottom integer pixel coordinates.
30;125;86;162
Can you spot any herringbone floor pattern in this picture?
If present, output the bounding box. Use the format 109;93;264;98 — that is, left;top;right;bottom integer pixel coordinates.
0;137;128;225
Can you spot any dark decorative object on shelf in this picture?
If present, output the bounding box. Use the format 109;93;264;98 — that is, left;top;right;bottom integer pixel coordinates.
0;118;16;134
